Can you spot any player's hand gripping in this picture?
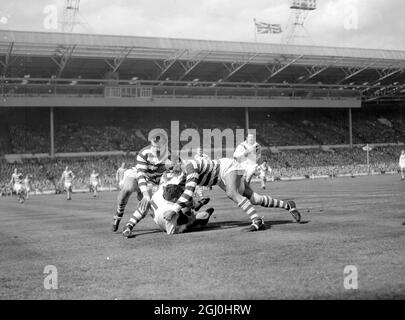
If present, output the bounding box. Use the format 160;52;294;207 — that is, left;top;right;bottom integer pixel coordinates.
139;193;151;212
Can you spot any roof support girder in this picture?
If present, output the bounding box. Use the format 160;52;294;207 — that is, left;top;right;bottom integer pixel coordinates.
302;65;330;82
177;51;211;81
0;42;15;77
155;49;188;80
50;45;76;78
263;55;303;83
104;47;133;73
338;64;374;84
373;68;403;84
300;58;344;82
220;53;259;81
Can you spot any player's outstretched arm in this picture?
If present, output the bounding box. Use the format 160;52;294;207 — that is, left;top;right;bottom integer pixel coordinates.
165;170;198;221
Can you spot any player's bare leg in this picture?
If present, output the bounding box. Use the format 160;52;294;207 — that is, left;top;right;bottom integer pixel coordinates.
261;176;266;190
67;187;72;200
112;176;137;232
243;182;301;223
218;171;265;232
18;190;25;203
401;168;405;181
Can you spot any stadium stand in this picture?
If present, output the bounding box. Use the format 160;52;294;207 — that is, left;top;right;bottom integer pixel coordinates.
1;107;404;195
1;107;404;154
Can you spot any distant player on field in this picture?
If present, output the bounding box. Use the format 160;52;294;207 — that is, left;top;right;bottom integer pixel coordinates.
59;166;75;200
9;168;26;203
23;174;31;200
89;169;101;197
116;162;126;190
399;150;405;181
163;158;302;233
258;160;272;190
234;133;261;184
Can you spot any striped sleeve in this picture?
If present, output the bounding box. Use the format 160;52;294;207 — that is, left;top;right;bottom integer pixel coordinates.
135;151;149;194
172;163;199;213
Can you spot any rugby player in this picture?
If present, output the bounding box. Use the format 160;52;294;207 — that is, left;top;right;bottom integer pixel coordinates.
258;160;272;190
112;134;172;235
9;168;25;203
89;169;101;197
59;166;75;200
163;158;301;232
234;133;261;184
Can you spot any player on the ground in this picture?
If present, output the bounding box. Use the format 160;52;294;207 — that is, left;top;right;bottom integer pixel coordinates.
23;174;31;200
89;169;101;197
9;168;26;203
234;133;261;184
116;162;126;190
112;134;172;235
258;160;272;190
148;167;213;235
399;150;405;181
163;157;302;232
59;166;75;200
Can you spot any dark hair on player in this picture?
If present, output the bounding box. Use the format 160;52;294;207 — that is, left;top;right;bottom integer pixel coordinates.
163;184;184;203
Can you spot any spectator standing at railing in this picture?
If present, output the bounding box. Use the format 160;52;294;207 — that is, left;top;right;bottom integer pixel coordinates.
399;150;405;181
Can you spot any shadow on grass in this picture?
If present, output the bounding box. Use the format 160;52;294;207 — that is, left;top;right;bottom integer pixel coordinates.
120;229;163;239
122;220;311;238
188;219;310;233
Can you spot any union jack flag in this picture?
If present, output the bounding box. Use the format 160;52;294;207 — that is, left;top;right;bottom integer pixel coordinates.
254;20;282;34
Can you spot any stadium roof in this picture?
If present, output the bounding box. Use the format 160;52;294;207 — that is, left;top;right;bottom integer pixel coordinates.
1;30;405;101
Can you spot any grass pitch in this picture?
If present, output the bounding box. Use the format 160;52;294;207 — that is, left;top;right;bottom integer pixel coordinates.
0;175;404;300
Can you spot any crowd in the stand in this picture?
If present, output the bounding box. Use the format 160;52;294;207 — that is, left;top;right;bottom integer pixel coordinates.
1;146;402;196
3;109;404;155
1;108;404;195
262;146;401;178
252;111;405;146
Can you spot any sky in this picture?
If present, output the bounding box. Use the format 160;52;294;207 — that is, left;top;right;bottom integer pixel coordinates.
0;0;404;51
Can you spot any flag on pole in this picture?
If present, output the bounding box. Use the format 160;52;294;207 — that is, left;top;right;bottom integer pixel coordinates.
254;20;282;34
